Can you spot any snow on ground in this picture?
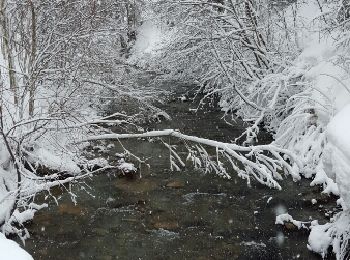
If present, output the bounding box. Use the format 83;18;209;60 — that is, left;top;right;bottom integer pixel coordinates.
308;221;333;258
290;1;350;209
27;146;80;174
308;212;350;258
0;233;33;260
326;105;350;210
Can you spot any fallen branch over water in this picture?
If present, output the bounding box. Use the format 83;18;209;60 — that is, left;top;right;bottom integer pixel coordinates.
80;129;302;189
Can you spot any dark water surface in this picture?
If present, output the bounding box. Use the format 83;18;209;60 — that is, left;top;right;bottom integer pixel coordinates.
23;84;336;260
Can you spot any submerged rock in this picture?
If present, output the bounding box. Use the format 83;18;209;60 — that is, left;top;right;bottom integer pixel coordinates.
117;160;138;180
58;203;86;216
166;180;185;189
114;179;158;194
147;210;180;231
153;221;179;230
284;222;299;231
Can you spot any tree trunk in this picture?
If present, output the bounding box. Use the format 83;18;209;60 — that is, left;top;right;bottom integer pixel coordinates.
0;0;19;106
28;0;37;117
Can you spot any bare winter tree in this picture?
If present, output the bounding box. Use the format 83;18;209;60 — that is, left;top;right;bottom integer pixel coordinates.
0;0;153;239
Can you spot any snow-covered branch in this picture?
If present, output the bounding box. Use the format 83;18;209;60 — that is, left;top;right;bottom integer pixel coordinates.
81;129;301;189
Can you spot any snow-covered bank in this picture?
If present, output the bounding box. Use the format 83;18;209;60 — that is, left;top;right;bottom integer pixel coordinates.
286;3;350;256
0;233;33;260
306;104;350;258
326;105;350;210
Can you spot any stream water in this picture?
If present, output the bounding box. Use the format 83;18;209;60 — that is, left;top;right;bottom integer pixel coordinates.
21;82;337;259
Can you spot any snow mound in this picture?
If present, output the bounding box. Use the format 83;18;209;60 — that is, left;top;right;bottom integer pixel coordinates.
0;233;33;260
29;146;80;174
327;104;350;161
308;221;332;258
308;211;350;259
326;104;350;210
117;159;137;173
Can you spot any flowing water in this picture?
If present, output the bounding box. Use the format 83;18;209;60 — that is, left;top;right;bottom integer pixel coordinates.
21;82;337;259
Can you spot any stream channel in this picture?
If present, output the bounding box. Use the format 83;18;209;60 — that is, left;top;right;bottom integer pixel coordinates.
22;82;337;259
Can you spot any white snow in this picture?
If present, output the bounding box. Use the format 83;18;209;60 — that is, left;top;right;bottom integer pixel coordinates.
307;221;332;258
117;159;137;173
0;233;33;260
275;213;304;229
28;146;80;174
325;104;350;210
240;241;267;248
327;104;350;160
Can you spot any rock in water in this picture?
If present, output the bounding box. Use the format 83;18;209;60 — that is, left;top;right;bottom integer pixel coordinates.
115;179;157;194
58;203;85;216
166;180;185;189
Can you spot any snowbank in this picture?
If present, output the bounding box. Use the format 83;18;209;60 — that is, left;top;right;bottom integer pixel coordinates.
27;145;80;175
284;0;350;204
326;105;350;210
327;105;350;162
308;221;332;258
0;233;33;260
308;211;350;259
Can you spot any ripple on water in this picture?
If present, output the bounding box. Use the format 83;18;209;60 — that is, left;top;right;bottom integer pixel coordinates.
150;228;180;240
182;192;227;204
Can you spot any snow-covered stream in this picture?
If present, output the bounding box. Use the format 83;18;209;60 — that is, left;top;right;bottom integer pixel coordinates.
20;84;338;259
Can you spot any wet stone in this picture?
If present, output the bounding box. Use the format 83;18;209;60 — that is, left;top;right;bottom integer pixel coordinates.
114;178;158;194
148;211;180;231
166;180;185;189
153;221;179;230
32;211;53;225
284;222;299;231
58;203;86;216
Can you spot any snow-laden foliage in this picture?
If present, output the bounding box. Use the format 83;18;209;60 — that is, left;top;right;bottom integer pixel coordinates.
0;0;160;243
308;211;350;260
128;0;350;258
